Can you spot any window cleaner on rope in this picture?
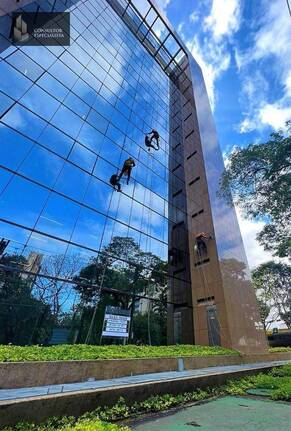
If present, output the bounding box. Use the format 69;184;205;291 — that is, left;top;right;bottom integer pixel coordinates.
109;174;121;192
118;157;136;185
195;232;212;256
145;129;160;151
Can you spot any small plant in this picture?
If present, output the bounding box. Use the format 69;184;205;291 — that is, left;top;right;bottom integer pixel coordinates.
271;382;291;401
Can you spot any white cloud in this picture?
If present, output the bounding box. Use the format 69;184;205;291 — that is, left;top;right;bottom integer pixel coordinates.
238;118;255;134
236;208;274;269
153;0;171;14
183;1;241;109
236;0;291;132
177;22;184;33
259;103;291;130
285;72;291;98
238;102;291;133
204;0;241;40
186;36;231;109
189;11;199;23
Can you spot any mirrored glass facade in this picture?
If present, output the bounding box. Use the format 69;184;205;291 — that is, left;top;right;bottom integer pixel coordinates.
0;0;267;352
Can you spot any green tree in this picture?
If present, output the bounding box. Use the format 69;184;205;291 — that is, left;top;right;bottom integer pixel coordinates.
0;254;53;344
132;311;167;345
74;237;167;307
252;261;291;328
73;237;168;344
256;299;271;331
220;121;291;257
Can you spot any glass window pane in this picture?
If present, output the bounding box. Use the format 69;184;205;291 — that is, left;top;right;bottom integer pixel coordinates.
71;209;106;251
21;46;56;69
36;195;81;241
20;85;60;121
69;143;97;172
19;146;64;188
106;123;125;146
38;73;70;102
72;78;97;106
83;176;110;212
80;69;102;93
144;8;157;26
131;0;150;16
0;127;33;170
59;51;84;76
78;122;104;154
2;104;47;140
164;35;180;57
99;136;122;167
0;92;14;116
38;124;74;158
0;176;48;227
50;105;84;139
6;51;44;81
86;110;108;134
0;61;32;99
54;163;91;202
93;157;115;183
63;92;90;119
48;60;79;89
152;18;168;42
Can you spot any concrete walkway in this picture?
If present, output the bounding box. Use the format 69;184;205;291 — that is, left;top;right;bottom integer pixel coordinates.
132;396;291;431
0;359;289;402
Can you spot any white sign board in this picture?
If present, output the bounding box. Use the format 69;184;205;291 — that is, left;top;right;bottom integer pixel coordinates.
102;311;131;338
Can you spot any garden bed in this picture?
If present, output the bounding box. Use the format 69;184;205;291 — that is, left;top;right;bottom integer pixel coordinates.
2;364;291;431
0;345;238;362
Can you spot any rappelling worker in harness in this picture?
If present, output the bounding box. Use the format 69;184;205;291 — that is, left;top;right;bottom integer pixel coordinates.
109;174;121;192
119;157;135;185
195;232;212;256
145;129;160;151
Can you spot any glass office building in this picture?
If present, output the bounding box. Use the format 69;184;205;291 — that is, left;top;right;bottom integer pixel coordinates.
0;0;267;352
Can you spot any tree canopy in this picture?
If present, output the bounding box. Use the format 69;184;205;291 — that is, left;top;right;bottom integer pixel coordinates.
0;254;53;344
252;261;291;329
74;236;168;308
220;121;291;258
73;236;168;344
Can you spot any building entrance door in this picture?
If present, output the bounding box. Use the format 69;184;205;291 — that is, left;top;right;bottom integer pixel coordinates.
207;306;221;346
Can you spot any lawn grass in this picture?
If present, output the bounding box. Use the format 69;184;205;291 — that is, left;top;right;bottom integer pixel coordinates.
2;364;291;431
0;344;239;362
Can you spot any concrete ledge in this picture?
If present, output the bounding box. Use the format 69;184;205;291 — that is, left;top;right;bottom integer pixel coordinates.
0;352;291;389
0;363;286;428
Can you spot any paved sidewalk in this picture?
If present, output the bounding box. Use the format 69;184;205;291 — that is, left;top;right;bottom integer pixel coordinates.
0;359;289;402
132;396;291;431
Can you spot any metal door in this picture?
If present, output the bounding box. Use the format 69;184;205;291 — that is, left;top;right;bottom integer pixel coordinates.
207;306;221;346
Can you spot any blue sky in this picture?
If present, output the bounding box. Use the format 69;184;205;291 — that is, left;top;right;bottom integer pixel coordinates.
157;0;291;269
1;0;290;272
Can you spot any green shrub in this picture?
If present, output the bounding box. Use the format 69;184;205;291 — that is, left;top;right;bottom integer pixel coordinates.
0;344;238;362
271;381;291;401
270;363;291;377
61;420;130;431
